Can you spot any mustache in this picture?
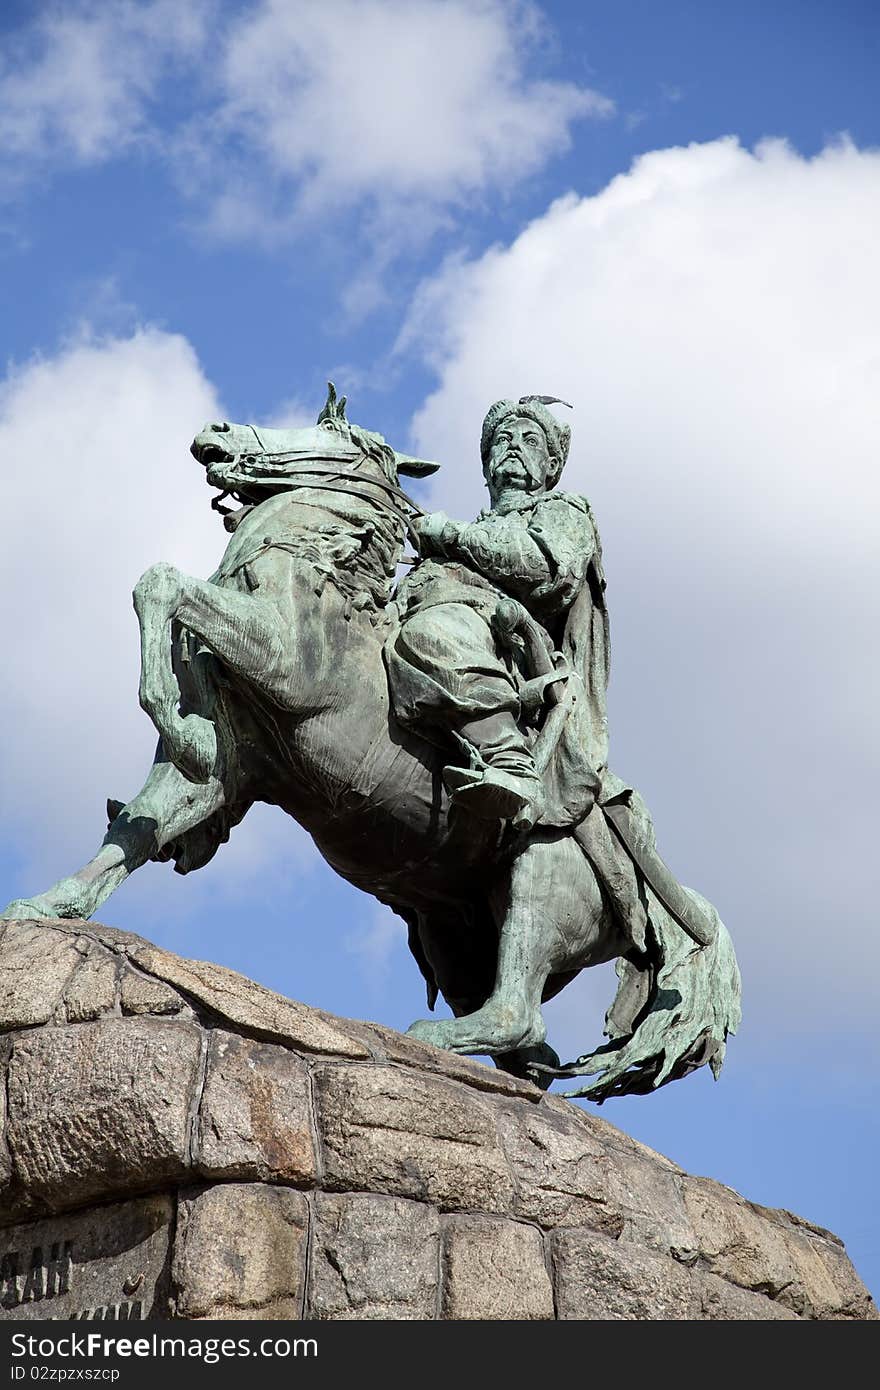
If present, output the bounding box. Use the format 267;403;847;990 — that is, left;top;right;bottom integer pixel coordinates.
490;449;543;483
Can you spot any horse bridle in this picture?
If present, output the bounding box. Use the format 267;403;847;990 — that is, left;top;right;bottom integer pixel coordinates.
210;424;426;548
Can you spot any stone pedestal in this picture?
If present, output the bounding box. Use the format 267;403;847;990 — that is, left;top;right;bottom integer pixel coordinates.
0;919;874;1321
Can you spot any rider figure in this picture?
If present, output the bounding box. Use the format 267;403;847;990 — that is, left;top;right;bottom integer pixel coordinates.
386;396;603;832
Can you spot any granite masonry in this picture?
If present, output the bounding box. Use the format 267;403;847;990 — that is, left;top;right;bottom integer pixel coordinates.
0;919;874;1322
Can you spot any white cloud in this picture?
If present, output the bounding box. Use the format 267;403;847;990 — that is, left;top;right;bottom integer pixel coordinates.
402;136;880;1039
345;903;407;1000
0;325;326;919
0;1;211;172
0;329;225;868
208;0;610;225
1;1;612;257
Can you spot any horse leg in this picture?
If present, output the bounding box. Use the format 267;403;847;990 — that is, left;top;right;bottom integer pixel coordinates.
407;835;611;1056
1;751;227;923
133;562;291;784
407;897;563;1087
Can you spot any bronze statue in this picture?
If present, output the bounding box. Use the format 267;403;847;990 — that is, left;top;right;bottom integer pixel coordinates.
2;386;740;1099
388;395;594;832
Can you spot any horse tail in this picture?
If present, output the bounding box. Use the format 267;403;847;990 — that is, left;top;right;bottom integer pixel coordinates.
554;888;742;1103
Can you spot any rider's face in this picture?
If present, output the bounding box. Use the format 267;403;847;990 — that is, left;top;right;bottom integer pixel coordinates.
485;417;552;501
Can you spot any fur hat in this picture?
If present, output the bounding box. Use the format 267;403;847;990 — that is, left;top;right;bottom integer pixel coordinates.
480;395;572;485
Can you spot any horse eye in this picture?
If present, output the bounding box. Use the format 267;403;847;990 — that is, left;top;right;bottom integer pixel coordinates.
211;422;230;433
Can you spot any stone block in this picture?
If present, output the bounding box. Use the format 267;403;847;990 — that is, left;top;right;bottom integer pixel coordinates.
773;1218;879;1319
124;942;371;1058
541;1094;685;1172
0;1195;172;1320
359;1022;542;1102
173;1184;308;1319
602;1146;696;1260
119;968;187;1017
0;923;85;1030
697;1271;799;1319
0;1060;12;1192
442;1216;554;1320
63;946;119;1023
497;1100;624;1234
553;1228;698;1319
5;1018;201;1211
527;1099;696;1259
315;1063;513;1213
309;1193;439;1319
682;1177;797;1299
504;1097;694;1256
0;920;872;1323
195;1031;316;1184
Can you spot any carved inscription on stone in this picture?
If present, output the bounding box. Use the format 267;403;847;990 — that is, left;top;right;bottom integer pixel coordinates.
0;1194;171;1320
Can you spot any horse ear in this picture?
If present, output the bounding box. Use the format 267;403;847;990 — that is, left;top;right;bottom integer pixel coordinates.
394;451;440;477
317;381;347;425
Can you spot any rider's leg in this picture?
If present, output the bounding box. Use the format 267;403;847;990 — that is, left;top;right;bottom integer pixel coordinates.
1;752;227;922
133;562;291;783
449;709;545;829
389;602;544;827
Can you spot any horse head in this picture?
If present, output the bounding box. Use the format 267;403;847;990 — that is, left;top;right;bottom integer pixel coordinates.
191;382;439;506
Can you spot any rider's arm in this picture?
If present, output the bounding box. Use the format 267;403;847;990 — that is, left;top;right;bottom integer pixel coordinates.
451;518;549;588
438;495;597;606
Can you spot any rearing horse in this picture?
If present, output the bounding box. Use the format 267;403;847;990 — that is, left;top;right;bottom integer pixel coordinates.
2;387;740;1099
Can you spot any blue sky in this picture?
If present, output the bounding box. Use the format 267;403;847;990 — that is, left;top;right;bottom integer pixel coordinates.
1;1;878;1305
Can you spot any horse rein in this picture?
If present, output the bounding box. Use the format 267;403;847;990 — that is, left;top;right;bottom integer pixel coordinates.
211;427;427;551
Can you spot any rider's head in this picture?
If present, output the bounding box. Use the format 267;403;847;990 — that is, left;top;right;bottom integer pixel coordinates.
481;397;571;506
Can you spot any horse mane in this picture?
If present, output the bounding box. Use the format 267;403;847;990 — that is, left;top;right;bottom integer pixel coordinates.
244;417;406;625
318;380;400;487
212;388;408;623
345;424;400;486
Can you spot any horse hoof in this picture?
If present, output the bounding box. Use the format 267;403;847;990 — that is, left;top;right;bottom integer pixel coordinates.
494;1042;561;1091
406;1004;545;1057
405;1019;448;1049
0;893;82;922
1;898;53;923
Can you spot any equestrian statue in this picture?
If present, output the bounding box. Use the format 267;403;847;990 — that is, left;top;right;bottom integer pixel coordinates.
2;386;741;1100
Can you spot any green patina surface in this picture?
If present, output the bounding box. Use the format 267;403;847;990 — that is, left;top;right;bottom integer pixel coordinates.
2;386;740;1100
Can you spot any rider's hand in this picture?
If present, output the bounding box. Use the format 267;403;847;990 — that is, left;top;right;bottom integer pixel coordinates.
411;511;457;555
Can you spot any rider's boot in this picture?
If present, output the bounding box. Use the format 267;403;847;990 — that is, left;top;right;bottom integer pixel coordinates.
443;711;545;831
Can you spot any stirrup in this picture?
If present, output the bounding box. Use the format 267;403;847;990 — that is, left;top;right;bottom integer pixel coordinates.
444;764;545;830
